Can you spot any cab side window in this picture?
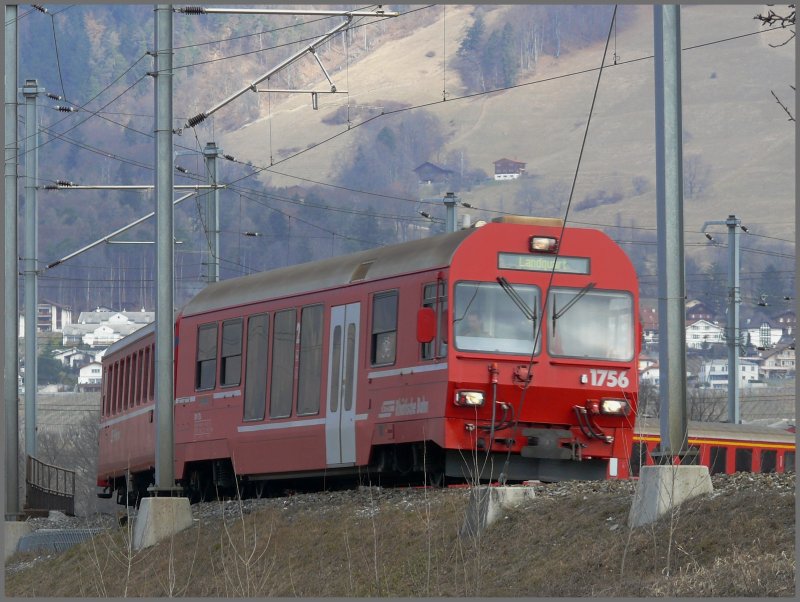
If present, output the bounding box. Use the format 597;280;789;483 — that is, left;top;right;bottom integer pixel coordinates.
220;318;243;387
371;291;398;366
196;323;218;390
421;281;447;360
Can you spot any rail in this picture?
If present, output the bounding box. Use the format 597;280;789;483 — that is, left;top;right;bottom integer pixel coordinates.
25;455;76;516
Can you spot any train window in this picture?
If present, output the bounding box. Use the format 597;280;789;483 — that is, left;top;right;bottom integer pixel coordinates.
344;323;357;411
149;344;155;400
422;281;448;360
132;351;139;406
196;323;218;390
243;313;269;422
709;446;727;475
270;309;296;419
114;361;121;414
297;305;324;416
371;291;398;366
221;319;243;387
143;347;150;402
123;356;131;410
103;365;111;416
454;281;540;355
330;325;342;413
760;449;777;473
784;452;795;473
735;448;753;472
548;289;633;361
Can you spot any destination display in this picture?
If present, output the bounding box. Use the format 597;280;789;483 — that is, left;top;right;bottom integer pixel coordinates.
498;252;590;274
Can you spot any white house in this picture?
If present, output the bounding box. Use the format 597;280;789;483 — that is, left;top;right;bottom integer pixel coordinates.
77;361;103;391
756;344;796;380
685;319;725;349
52;347;95;368
698;358;760;389
744;322;784;349
62;308;154;348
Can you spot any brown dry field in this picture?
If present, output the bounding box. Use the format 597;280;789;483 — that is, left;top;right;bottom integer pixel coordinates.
4;473;795;597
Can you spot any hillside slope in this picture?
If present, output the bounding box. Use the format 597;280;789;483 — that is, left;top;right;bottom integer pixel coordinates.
221;5;795;242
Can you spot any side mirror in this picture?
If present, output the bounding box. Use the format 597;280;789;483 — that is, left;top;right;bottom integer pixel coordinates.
416;307;436;343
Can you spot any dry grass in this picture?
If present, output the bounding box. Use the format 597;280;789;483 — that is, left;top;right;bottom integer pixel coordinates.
5;479;794;597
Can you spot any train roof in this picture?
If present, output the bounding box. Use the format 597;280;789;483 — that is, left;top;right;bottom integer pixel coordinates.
102;321;156;359
635;416;796;443
181;226;479;317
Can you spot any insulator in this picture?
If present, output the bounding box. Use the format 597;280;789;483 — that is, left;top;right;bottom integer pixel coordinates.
56;180;74;187
54;105;77;112
32;5;48;14
186;112;207;128
46;93;62;100
222;154;236;161
185;6;206;14
175;166;188;173
43;184;59;190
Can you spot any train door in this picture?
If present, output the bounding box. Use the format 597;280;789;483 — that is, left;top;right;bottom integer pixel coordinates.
325;303;360;466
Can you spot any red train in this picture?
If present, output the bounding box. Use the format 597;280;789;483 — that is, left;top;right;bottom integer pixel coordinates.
628;417;796;477
97;216;641;504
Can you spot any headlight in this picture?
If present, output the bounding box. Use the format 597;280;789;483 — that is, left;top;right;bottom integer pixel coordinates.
599;398;630;415
455;391;485;407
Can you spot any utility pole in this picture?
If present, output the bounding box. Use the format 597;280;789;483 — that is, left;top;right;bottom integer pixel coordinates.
5;2;20;518
653;6;689;460
628;5;713;529
22;78;43;459
153;4;176;493
702;215;742;424
203;142;220;283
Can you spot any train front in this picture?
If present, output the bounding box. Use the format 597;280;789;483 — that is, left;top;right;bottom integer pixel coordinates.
444;217;640;482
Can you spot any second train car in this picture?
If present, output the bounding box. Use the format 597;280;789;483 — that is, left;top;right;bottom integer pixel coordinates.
98;216;641;504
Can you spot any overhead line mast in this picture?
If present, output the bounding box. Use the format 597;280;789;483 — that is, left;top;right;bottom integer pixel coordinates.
179;5;397;128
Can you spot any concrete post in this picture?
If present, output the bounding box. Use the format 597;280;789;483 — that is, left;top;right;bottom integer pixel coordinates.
653;5;688;457
726;214;741;424
154;4;175;491
4;3;21;518
22;78;43;459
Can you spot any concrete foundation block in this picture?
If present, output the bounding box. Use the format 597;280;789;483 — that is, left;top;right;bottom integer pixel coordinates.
4;520;33;561
460;485;536;538
628;465;713;528
132;497;193;550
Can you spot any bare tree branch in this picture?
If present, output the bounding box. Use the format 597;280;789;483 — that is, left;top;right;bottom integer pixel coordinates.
771;89;796;121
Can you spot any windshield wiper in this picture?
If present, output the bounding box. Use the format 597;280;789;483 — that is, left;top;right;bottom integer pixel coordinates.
497;277;537;324
551;282;596;331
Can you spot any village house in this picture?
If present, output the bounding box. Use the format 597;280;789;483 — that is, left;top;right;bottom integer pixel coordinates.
756;343;796;380
77;361;103;392
685;318;725;349
413;162;453;185
698;358;760;389
18;300;73;336
62;308;154;348
493;158;526;180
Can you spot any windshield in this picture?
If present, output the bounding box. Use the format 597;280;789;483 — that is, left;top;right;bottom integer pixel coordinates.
548;288;634;361
454;281;540;355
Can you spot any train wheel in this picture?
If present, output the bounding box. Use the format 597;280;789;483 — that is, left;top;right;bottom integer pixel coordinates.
426;468;447;488
187;467;211;504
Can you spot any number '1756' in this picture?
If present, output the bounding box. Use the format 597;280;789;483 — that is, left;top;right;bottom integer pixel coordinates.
590;369;629;388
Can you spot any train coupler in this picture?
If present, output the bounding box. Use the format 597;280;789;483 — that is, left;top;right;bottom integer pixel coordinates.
520;428;578;460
